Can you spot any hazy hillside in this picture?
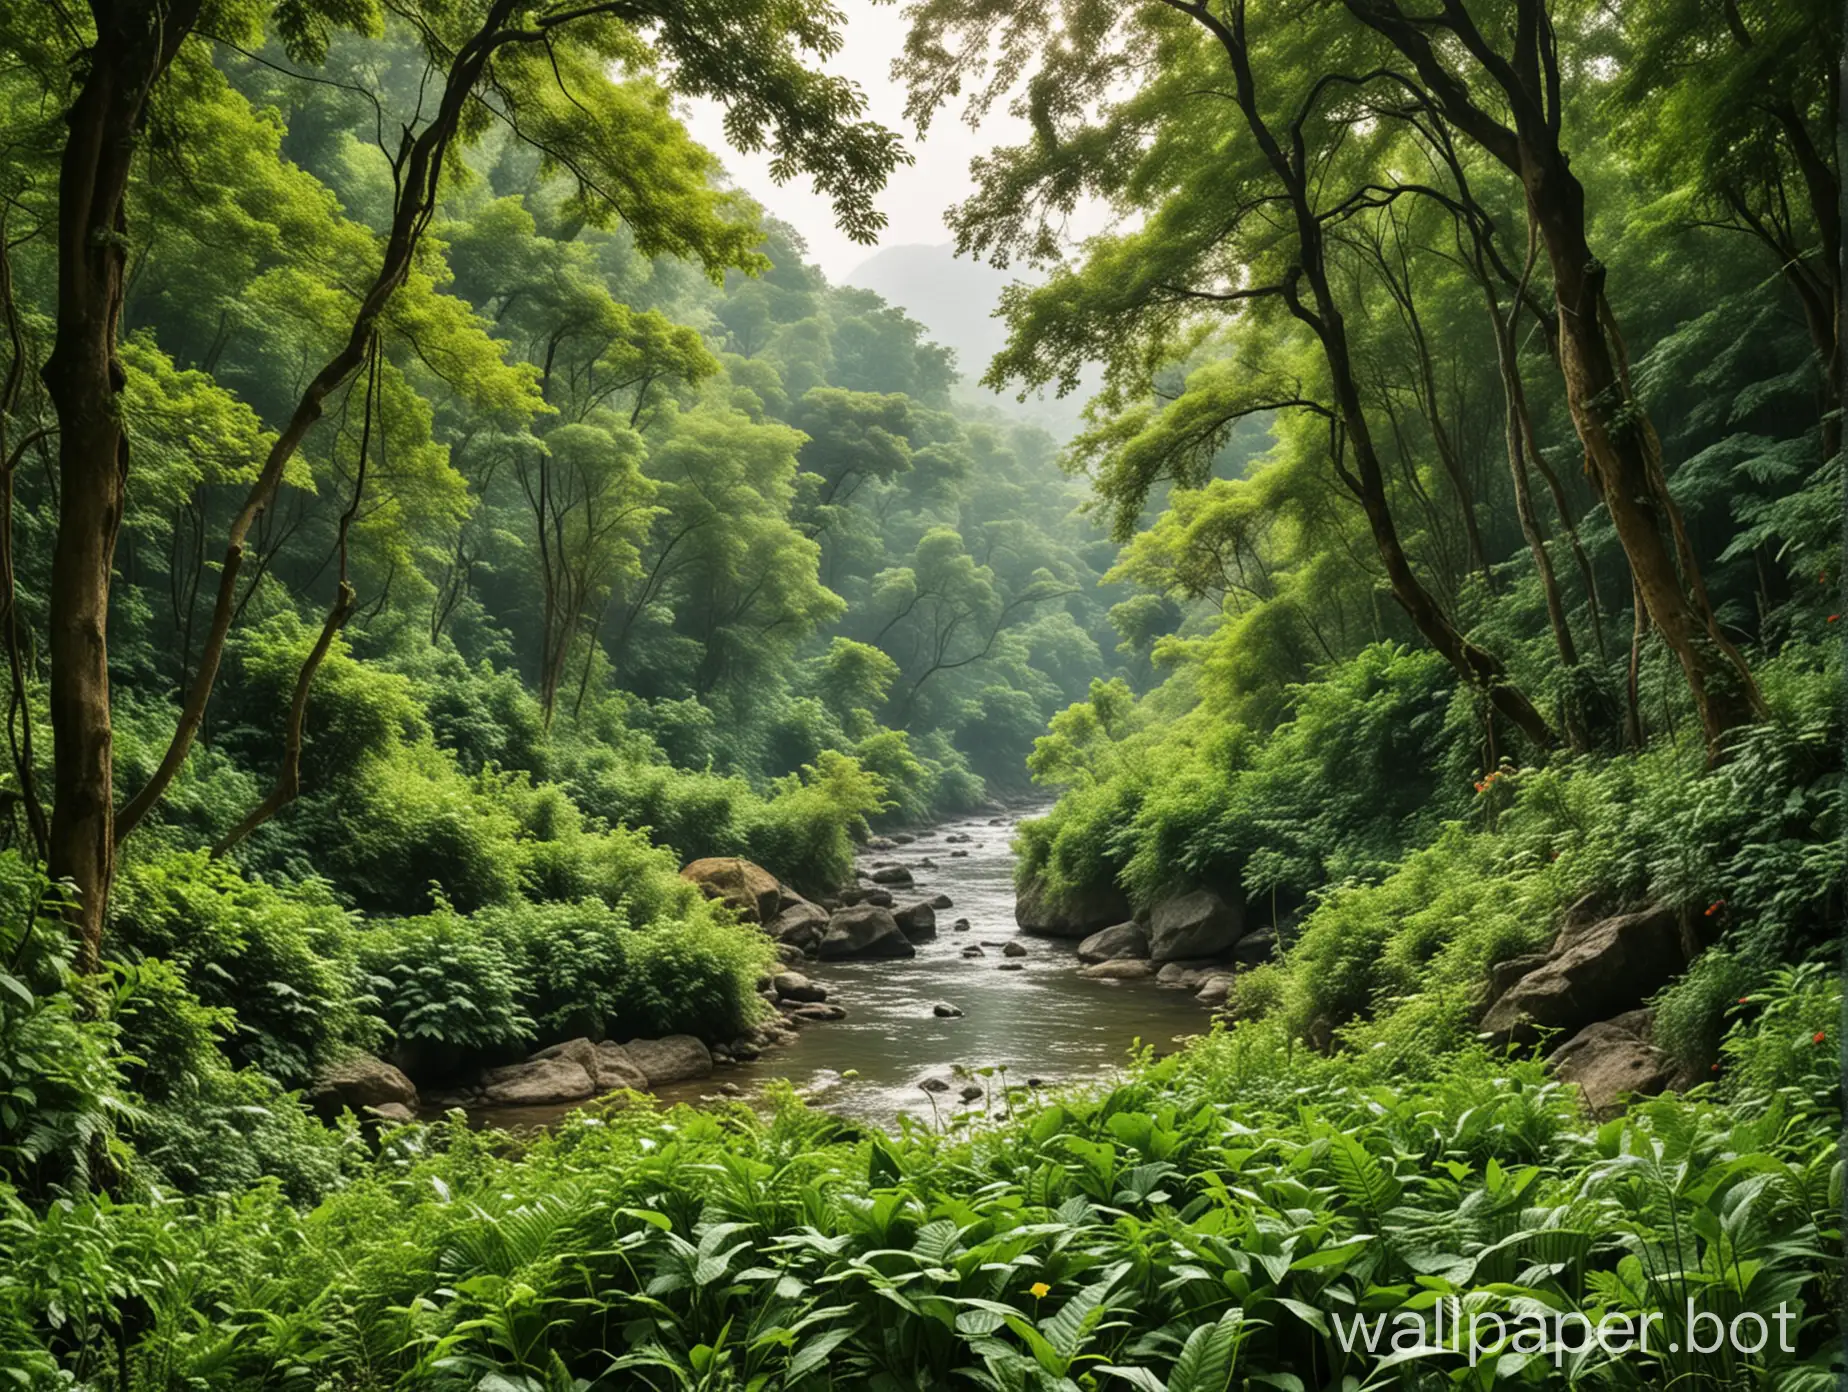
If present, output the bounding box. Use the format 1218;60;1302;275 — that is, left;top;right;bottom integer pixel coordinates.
845;242;1088;439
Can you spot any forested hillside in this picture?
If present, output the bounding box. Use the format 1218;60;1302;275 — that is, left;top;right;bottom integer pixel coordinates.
0;0;1841;1388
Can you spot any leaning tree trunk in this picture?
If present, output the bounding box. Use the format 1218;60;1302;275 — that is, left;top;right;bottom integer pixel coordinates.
1524;157;1765;752
41;0;204;965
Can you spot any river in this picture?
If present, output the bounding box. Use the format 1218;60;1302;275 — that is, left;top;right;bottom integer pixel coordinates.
644;804;1216;1126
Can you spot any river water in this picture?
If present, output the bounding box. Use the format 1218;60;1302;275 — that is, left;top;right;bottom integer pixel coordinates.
645;805;1215;1127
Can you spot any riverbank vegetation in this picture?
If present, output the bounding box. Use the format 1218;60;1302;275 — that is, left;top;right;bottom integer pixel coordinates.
0;0;1842;1387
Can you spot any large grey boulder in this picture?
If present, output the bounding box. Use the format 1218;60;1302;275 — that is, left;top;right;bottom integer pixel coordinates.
1148;890;1245;963
818;905;916;960
623;1035;714;1086
1480;907;1683;1047
767;900;830;952
870;864;914;887
893;901;938;940
309;1054;418;1119
478;1056;597;1107
591;1042;650;1091
1076;921;1149;964
1015;874;1132;939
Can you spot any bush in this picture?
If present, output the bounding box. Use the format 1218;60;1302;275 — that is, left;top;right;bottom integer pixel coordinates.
0;864;128;1198
476;898;631;1045
611;914;773;1043
109;851;369;1085
356;905;534;1061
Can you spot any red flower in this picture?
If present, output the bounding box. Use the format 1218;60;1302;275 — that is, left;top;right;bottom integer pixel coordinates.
1829;614;1841;624
1704;901;1724;917
1738;996;1750;1004
1814;1032;1827;1045
1710;1063;1721;1072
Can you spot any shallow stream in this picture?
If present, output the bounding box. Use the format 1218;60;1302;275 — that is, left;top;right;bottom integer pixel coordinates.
479;806;1214;1130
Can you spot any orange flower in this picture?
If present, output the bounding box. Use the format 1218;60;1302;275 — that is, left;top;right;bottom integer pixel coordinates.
1703;900;1724;917
1738;996;1750;1004
1711;1063;1721;1072
1829;614;1841;623
1814;1032;1827;1045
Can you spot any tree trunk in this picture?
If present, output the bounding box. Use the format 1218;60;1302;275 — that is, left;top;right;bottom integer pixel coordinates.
1524;157;1765;751
41;0;203;963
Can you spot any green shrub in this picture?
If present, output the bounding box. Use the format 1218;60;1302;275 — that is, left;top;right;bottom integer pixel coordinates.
1718;959;1840;1118
110;850;369;1084
476;898;631;1044
0;863;129;1198
611;914;772;1043
355;905;534;1060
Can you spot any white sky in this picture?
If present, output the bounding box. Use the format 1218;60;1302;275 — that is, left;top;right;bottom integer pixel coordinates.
677;1;1080;280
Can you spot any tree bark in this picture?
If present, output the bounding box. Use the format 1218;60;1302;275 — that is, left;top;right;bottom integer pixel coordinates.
1168;0;1557;750
1341;0;1766;757
41;0;204;963
113;0;526;846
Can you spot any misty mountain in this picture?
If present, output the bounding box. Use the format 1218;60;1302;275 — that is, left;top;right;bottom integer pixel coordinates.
844;242;1089;440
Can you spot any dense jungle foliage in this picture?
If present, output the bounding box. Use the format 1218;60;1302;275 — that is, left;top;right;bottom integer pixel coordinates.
0;0;1842;1387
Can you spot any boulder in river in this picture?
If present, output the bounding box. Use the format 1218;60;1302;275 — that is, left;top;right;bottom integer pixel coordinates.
996;961;1025;971
790;1003;847;1023
309;1054;417;1120
1480;906;1683;1046
767;900;829;952
623;1035;714;1086
958;1084;984;1103
1002;941;1028;957
917;1075;951;1093
951;917;971;932
961;945;985;958
1077;921;1149;964
893;901;938;940
1194;973;1236;1005
680;857;781;923
592;1042;650;1091
890;833;916;845
864;836;897;851
1015;872;1132;939
933;1002;964;1018
928;893;953;910
479;1055;597;1107
950;850;968;858
1078;959;1156;981
774;971;828;1003
1148;889;1245;962
818;905;916;960
870;864;914;887
1156;959;1222;989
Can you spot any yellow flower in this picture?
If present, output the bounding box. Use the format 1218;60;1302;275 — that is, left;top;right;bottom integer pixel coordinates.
1029;1282;1051;1299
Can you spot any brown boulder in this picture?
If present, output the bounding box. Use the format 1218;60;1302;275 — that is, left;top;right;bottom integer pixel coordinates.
1550;1014;1676;1117
768;900;830;952
893;902;938;940
623;1035;714;1086
309;1054;417;1120
1078;959;1157;981
1077;921;1149;964
592;1042;650;1092
479;1056;597;1107
1480;907;1683;1046
681;857;781;923
818;905;916;960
